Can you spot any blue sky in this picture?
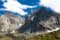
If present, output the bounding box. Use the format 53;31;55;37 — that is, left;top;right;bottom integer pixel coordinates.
0;0;60;17
0;0;40;14
18;0;39;6
0;0;40;16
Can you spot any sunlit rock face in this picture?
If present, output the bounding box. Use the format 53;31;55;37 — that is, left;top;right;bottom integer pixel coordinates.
0;12;25;34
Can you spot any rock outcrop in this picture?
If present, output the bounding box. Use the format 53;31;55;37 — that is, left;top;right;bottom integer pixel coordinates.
0;7;60;35
0;12;25;34
19;7;60;35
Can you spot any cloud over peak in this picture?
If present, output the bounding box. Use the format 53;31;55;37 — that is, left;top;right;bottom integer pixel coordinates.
0;0;37;15
40;0;60;13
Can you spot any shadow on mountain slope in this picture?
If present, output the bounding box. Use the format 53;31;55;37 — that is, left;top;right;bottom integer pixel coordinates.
19;7;60;33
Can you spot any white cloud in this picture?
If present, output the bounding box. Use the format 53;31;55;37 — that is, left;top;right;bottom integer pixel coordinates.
39;0;60;13
0;0;37;15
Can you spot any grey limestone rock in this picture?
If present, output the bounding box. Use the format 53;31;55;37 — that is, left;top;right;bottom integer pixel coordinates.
0;12;25;34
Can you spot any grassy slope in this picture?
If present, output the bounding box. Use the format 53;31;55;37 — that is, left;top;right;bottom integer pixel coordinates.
0;30;60;40
27;30;60;40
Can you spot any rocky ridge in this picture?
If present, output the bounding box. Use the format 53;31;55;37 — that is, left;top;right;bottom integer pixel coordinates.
0;12;25;34
19;7;60;35
0;7;60;35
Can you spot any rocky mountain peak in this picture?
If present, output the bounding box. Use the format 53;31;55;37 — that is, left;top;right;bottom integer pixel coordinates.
0;12;25;34
19;7;60;35
0;7;60;35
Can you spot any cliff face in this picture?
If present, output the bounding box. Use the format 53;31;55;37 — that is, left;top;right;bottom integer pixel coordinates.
19;7;60;34
0;7;60;35
0;12;25;34
30;8;60;33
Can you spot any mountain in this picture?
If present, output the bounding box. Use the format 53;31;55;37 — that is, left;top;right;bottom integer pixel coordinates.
19;7;60;35
0;12;25;34
0;7;60;35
